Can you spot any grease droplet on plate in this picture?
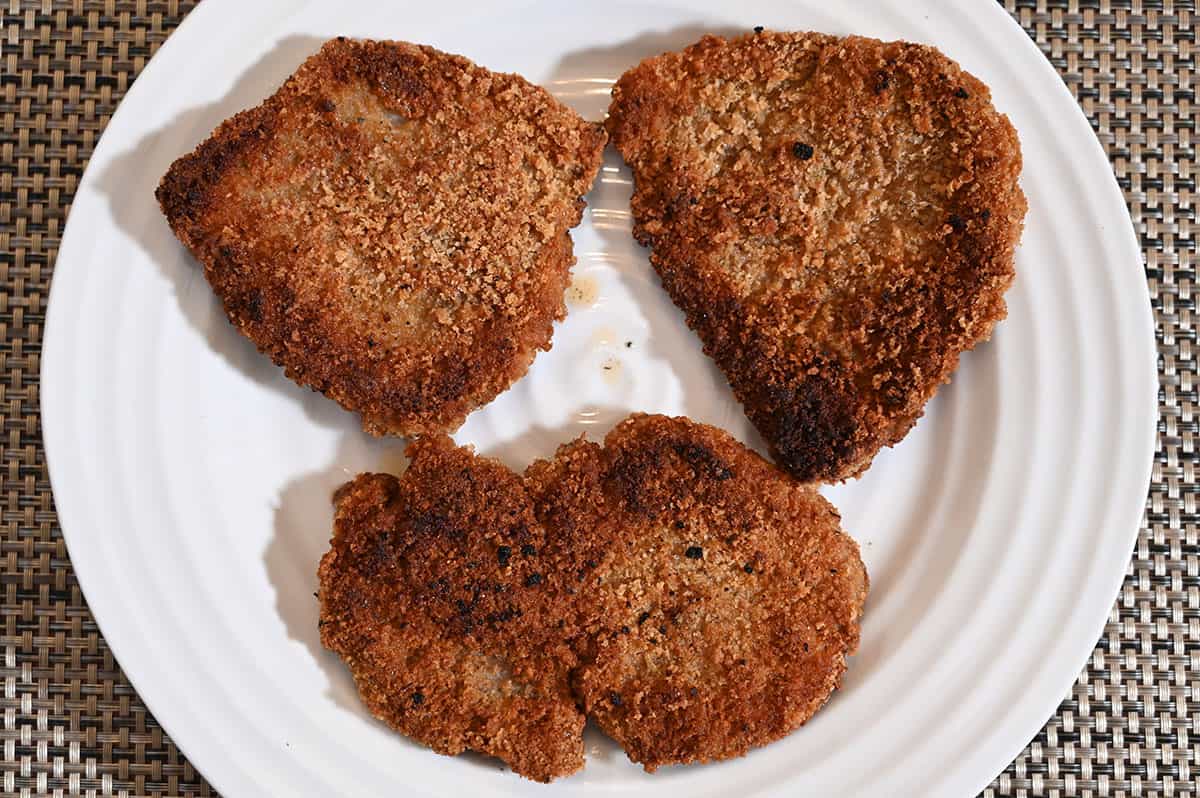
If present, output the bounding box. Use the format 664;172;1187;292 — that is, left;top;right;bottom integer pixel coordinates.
566;275;599;308
375;448;409;476
591;326;617;347
601;357;622;386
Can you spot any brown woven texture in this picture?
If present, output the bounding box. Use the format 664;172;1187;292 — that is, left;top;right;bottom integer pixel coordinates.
0;1;1191;796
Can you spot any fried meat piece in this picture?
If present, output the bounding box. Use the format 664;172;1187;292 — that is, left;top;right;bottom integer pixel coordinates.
159;38;605;436
607;32;1025;481
525;414;868;770
317;437;584;782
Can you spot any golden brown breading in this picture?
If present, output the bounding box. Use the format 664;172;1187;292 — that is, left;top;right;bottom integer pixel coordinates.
607;32;1025;482
321;415;867;777
317;437;585;782
525;414;868;771
158;38;605;436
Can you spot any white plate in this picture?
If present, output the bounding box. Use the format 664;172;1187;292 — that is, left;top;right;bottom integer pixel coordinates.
41;1;1156;796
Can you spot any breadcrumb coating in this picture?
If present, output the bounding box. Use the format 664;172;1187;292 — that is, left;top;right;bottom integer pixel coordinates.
318;437;585;782
158;37;605;436
319;415;867;778
527;414;868;770
607;31;1025;482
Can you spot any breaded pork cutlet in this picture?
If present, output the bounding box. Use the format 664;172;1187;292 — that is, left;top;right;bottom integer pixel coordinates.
607;32;1025;482
158;38;605;436
317;437;584;782
525;414;868;771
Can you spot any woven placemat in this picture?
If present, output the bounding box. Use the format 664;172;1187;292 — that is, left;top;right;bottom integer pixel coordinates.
0;1;1192;796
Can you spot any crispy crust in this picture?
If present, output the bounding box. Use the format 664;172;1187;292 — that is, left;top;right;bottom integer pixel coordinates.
317;437;585;782
526;414;868;771
607;31;1026;482
320;415;867;777
158;38;606;436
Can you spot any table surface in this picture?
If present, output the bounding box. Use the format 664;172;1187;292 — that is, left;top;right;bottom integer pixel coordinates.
0;1;1193;796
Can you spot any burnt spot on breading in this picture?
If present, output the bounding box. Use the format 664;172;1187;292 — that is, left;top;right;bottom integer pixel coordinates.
244;290;264;323
410;509;459;541
671;441;735;481
792;141;814;160
754;374;859;484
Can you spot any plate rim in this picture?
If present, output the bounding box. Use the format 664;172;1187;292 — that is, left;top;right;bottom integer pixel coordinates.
39;1;1159;796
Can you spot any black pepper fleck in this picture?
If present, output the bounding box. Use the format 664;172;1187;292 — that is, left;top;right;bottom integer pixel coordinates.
674;521;685;530
685;546;703;560
981;209;992;221
524;573;542;587
948;214;965;232
792;142;814;160
411;692;425;706
497;545;512;567
954;87;970;99
743;563;754;574
626;341;633;348
753;25;764;33
610;691;623;707
318;98;335;113
521;544;536;556
637;612;651;625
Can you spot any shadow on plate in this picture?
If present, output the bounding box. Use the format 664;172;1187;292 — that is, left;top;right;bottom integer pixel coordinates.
852;348;1002;684
544;24;745;120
